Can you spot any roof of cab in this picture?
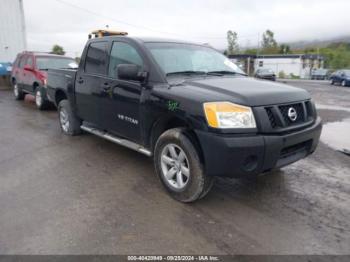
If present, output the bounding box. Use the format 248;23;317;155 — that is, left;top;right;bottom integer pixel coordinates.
134;37;196;44
19;51;74;58
89;35;201;46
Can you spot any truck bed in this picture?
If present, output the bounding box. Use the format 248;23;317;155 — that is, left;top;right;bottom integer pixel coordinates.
47;68;77;105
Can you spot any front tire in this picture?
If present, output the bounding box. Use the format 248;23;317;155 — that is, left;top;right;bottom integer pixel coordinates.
13;83;25;100
35;87;50;110
58;100;82;136
154;128;214;203
341;80;346;87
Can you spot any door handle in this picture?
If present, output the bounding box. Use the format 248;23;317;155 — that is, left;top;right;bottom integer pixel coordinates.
78;78;84;84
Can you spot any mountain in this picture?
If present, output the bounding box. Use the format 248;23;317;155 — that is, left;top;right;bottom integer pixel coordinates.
286;35;350;49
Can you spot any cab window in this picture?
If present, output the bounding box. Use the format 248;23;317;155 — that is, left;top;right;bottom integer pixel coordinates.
18;55;27;68
108;42;143;79
84;41;108;75
26;56;34;68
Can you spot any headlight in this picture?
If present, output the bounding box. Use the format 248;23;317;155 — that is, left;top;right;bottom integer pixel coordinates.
203;102;256;129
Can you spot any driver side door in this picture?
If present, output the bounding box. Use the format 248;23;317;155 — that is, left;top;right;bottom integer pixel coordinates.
99;40;145;143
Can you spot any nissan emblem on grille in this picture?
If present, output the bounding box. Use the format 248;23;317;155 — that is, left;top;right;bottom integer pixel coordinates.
288;107;298;122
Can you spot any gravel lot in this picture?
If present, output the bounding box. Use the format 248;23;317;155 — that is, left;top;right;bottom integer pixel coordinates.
0;80;349;255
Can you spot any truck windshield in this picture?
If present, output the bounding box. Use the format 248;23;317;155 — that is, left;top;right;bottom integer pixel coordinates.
259;69;274;74
145;42;245;76
36;57;78;70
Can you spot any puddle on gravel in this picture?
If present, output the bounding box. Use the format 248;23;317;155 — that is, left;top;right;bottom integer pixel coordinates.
321;118;350;155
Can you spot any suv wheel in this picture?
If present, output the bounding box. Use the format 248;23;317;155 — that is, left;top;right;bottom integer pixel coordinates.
341;80;346;87
330;79;334;85
58;100;82;136
35;87;50;110
154;128;214;203
13;83;25;100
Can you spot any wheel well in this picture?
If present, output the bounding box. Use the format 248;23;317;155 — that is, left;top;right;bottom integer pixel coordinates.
55;90;67;106
150;117;204;163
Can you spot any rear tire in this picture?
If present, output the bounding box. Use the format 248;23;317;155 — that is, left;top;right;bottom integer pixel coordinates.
13;83;25;100
58;100;82;136
35;87;50;110
154;128;213;203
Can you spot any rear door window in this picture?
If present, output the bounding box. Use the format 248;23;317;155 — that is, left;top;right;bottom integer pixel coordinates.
84;41;108;75
26;56;34;68
18;55;27;68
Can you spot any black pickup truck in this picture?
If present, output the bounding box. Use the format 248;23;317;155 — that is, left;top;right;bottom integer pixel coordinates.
47;36;322;202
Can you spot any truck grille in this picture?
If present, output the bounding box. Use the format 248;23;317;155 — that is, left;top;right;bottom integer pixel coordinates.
263;101;315;130
279;103;305;125
266;107;277;128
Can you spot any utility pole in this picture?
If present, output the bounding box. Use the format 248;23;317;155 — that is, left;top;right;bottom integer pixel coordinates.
255;32;261;74
256;32;260;57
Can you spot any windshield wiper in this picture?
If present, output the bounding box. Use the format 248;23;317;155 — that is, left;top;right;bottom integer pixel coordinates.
166;70;246;77
208;70;245;76
166;71;207;76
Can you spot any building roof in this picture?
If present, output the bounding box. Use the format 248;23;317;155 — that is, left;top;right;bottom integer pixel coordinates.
228;54;257;59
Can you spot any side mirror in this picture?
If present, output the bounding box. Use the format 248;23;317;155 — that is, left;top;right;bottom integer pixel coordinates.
24;65;33;71
117;64;147;82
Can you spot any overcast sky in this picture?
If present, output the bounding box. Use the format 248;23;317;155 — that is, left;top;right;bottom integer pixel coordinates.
23;0;350;57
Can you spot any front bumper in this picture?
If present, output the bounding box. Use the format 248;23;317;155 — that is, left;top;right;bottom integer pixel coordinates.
195;117;322;177
257;75;276;81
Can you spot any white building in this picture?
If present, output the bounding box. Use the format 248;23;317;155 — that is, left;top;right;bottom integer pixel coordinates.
0;0;27;63
254;54;324;79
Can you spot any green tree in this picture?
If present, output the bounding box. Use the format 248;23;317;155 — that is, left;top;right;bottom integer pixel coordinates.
279;44;291;54
300;42;350;70
261;30;278;54
244;48;258;55
51;45;65;55
226;30;239;55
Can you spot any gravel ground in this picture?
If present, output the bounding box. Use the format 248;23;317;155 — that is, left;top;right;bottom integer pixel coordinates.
0;80;349;255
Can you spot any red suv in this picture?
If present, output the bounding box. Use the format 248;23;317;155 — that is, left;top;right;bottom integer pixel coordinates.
11;52;77;110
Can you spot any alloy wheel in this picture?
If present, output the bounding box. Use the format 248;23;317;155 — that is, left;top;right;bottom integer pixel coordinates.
14;84;19;97
35;90;42;107
160;144;190;190
59;108;70;132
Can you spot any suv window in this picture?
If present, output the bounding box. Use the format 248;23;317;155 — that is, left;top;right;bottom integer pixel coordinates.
26;56;34;68
108;42;143;78
18;55;27;68
85;41;108;75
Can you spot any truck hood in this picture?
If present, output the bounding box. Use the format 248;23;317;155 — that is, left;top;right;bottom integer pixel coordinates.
179;76;310;106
